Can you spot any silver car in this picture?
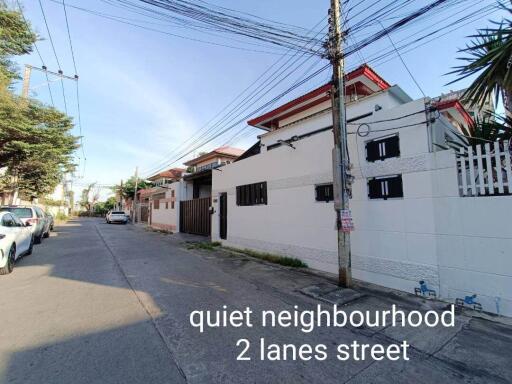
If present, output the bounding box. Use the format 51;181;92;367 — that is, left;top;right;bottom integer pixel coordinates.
106;211;128;224
0;206;50;244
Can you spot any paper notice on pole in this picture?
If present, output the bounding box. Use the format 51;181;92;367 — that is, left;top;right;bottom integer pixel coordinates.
341;210;354;232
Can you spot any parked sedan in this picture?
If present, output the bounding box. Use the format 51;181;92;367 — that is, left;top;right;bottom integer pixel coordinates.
0;212;33;275
45;212;54;232
0;205;49;243
106;211;128;224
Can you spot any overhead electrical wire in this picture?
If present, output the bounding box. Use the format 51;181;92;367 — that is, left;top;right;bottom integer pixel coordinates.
33;0;497;178
110;0;324;53
141;17;329;176
38;0;69;114
15;0;55;106
141;0;494;175
61;0;87;177
378;20;425;98
142;51;327;176
47;0;306;56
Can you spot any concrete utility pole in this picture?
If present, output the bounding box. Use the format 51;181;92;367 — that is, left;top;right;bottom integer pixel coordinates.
329;0;352;287
119;179;124;211
132;167;139;223
22;65;32;99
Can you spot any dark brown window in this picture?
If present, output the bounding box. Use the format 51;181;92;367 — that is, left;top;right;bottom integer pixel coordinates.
165;202;169;209
366;135;400;162
171;201;175;209
368;175;403;200
315;184;334;202
154;199;160;209
171;190;175;198
236;182;267;206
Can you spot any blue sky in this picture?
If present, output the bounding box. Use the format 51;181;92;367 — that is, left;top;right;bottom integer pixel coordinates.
12;0;505;198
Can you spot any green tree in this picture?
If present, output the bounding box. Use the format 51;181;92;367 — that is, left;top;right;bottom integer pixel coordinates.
0;3;37;81
0;4;78;200
79;183;98;213
93;196;117;215
114;177;152;200
449;4;512;114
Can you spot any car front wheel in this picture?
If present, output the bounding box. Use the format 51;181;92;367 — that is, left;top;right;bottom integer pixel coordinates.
0;246;15;275
34;232;43;244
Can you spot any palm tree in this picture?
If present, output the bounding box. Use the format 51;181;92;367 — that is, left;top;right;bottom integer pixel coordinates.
449;3;512;115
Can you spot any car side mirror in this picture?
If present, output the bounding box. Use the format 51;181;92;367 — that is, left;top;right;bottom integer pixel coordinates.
25;222;32;227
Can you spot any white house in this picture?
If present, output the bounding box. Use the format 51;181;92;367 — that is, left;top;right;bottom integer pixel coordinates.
210;65;512;317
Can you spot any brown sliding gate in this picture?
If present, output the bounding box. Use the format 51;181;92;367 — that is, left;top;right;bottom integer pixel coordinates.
180;197;211;236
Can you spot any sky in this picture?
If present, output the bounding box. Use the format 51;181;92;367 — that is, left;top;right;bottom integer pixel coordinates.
10;0;506;199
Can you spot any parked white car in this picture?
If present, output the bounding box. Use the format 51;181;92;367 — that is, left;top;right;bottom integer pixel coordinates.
0;212;34;275
0;206;49;243
106;211;128;224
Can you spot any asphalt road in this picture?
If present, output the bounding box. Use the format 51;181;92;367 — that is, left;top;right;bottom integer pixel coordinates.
0;218;511;384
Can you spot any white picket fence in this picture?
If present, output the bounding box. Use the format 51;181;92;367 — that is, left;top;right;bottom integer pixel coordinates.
457;140;512;196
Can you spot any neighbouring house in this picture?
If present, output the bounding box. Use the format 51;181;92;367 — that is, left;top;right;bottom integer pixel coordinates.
145;168;184;232
147;168;185;187
179;146;244;236
436;89;495;124
133;188;153;224
210;64;512;317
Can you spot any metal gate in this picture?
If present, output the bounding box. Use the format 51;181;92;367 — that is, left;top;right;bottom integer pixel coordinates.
140;203;149;223
180;197;211;236
219;193;227;239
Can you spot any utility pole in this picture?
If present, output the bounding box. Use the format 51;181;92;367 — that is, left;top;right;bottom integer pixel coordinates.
329;0;352;287
132;167;139;223
119;179;124;211
22;65;32;99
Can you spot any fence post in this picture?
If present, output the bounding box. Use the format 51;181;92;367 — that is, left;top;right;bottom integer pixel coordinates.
505;146;512;194
484;143;493;194
476;144;485;195
495;141;505;194
459;147;467;196
468;147;477;196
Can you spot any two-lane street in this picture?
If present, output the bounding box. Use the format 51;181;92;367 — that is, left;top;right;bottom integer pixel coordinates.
1;218;511;384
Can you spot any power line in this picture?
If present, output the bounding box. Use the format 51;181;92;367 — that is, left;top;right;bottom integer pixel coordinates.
37;0;62;69
141;17;328;176
15;0;55;106
62;0;78;74
60;0;87;177
379;20;425;98
48;0;321;56
38;0;70;114
144;63;330;176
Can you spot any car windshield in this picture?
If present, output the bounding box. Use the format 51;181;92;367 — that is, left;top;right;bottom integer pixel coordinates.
112;212;125;214
0;207;32;218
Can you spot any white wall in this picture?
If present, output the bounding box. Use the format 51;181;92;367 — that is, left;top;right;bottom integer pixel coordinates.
212;112;338;272
150;183;180;232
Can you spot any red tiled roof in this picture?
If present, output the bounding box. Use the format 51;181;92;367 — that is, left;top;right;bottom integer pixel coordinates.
148;167;185;181
183;146;244;166
247;64;391;130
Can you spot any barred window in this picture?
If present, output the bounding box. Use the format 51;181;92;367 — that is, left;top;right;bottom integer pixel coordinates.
236;182;267;206
368;175;403;200
315;184;333;202
366;135;400;162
